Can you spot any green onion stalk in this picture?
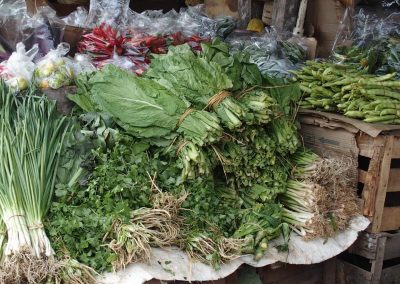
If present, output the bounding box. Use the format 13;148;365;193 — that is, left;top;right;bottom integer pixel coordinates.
0;85;96;282
281;150;359;240
281;180;326;239
0;220;6;263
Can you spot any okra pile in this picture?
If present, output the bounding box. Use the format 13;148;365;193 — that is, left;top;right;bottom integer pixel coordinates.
295;61;400;124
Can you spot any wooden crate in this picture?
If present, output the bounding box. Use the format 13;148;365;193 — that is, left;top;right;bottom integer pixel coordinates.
256;260;336;284
299;110;400;233
357;134;400;233
336;231;400;284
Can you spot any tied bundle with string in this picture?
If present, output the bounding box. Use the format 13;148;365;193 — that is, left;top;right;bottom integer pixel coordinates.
0;83;96;284
145;45;279;130
281;150;360;240
108;173;187;270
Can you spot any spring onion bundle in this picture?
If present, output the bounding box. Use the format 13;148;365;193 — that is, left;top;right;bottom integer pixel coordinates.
281;150;359;239
0;84;95;283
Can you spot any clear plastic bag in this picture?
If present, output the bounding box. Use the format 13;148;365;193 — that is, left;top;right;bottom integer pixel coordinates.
332;5;400;76
0;2;64;59
86;0;130;28
97;50;149;76
63;7;88;28
226;29;305;77
125;5;236;39
72;53;96;74
0;42;38;91
127;9;180;36
34;43;74;89
177;5;236;39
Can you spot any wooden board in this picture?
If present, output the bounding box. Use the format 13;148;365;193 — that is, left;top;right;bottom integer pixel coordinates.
392;137;400;158
336;259;372;284
370;236;386;284
381;264;400;284
358;169;367;184
358;168;400;192
257;263;323;284
357;134;376;158
388;169;400;192
384;233;400;260
370;136;394;233
380;207;400;232
271;0;301;32
362;136;386;217
348;232;378;260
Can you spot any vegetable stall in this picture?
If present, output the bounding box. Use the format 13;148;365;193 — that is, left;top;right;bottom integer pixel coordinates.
0;0;398;283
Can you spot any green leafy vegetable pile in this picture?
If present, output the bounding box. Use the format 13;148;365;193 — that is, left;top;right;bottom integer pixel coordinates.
43;40;359;277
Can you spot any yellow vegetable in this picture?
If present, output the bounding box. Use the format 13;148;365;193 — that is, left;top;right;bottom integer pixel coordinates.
247;19;264;33
39;80;50;89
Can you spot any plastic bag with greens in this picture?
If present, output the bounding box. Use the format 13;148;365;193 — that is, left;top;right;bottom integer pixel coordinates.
0;42;38;91
34;43;74;89
332;5;400;75
177;5;236;39
226;30;305;77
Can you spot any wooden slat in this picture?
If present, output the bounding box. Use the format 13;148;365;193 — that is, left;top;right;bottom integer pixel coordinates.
388;169;400;192
357;134;376;158
370;236;386;284
257;263;323;284
380;207;400;232
348;232;378;260
362;136;387;218
336;259;372;284
384;232;400;260
358;169;367;184
371;136;394;233
323;258;336;284
381;263;400;284
392;136;400;158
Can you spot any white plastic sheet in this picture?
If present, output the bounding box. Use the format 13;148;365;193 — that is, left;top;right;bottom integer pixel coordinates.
100;216;369;284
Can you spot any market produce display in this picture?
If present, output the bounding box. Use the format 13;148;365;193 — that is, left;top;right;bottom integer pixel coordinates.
0;2;375;283
43;41;359;278
295;61;400;123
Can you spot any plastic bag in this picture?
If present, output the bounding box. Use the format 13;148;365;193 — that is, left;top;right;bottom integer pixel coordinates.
177;5;236;39
97;50;149;76
226;29;305;77
127;9;181;36
0;42;38;91
126;5;236;39
86;0;130;28
332;5;400;76
0;2;64;59
72;53;96;74
63;7;88;28
34;43;74;89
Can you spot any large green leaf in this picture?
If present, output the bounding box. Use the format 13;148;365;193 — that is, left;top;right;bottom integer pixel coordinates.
146;44;233;107
86;65;188;138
